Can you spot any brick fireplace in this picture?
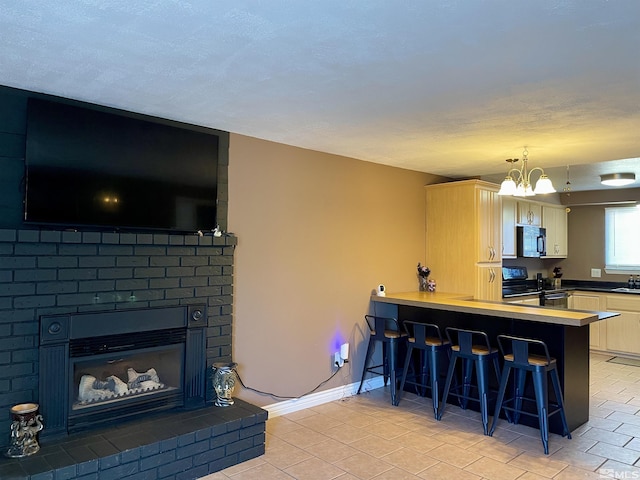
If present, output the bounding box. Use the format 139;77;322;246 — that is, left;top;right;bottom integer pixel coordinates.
0;228;267;479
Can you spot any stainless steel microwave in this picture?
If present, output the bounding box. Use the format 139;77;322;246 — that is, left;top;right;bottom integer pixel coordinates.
517;226;546;257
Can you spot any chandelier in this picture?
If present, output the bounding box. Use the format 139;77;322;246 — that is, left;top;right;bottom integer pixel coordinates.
497;148;556;197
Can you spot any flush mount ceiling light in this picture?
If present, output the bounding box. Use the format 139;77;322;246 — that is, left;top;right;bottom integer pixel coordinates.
600;173;636;187
498;147;556;197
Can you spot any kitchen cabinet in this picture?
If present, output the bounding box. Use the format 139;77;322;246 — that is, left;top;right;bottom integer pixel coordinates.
569;293;604;350
502;197;517;258
425;180;501;301
517;200;541;226
604;295;640;356
476;265;501;301
542;205;568;258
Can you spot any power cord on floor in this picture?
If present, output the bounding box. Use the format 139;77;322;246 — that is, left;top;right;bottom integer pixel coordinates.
233;364;345;400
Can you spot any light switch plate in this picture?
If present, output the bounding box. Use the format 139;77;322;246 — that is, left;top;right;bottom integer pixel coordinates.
591;268;602;278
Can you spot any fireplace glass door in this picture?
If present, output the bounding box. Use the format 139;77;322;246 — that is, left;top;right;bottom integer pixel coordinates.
68;344;184;430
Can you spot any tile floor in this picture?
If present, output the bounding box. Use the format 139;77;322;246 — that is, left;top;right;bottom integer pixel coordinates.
202;353;640;479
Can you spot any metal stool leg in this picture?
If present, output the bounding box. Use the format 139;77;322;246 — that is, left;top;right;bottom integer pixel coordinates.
531;369;550;454
357;338;375;394
461;357;475;410
437;352;459;420
428;348;440;418
476;357;491;435
389;338;399;406
397;344;414;404
550;368;572;439
489;365;511;435
513;368;527;424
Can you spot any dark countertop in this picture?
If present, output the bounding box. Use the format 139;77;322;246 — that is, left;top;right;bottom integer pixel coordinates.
503;280;640;299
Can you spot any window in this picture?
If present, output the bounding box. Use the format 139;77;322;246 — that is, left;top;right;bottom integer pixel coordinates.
605;206;640;272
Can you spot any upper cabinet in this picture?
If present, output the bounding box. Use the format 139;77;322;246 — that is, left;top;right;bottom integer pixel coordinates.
425;180;501;300
502;197;517;259
542;205;568;258
517;200;541;226
476;186;502;263
501;199;568;259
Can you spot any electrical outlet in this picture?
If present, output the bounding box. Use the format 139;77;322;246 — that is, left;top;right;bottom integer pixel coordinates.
591;268;602;278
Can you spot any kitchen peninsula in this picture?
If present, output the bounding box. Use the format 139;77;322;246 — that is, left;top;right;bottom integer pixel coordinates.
371;291;618;433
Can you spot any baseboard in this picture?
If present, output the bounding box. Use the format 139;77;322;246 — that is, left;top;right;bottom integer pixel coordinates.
263;377;384;418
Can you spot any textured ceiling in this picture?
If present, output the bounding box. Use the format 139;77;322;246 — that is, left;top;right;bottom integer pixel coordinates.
1;1;639;191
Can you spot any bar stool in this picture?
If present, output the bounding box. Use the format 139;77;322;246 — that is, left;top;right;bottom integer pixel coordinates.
489;334;571;454
437;327;501;435
397;321;450;418
357;315;407;406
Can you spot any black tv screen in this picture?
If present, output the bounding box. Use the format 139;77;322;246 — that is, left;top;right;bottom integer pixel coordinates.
24;98;219;233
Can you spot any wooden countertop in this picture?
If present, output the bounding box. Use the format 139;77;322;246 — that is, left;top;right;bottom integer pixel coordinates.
372;291;618;327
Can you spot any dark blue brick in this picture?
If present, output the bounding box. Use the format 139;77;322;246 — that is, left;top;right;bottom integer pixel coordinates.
78;257;115;268
150;257;180;267
15;243;57;255
100;462;140;480
140;442;160;458
121;447;141;463
36;281;78;295
78;280;115;293
77;459;99;475
98;245;133;255
135;234;154;244
157;457;192;477
117;257;150;267
59;244;98;256
58;269;98;280
0;282;36;296
101;233;120;244
225;437;254;456
133;267;165;279
81;232;102;244
17;230;40;242
150;278;180;289
152;234;169;245
37;256;77;268
140;450;176;470
76;473;99;480
53;464;77;480
176;439;209;459
176;464;209;480
30;471;55;480
99;453;121;470
134;246;166;256
159;437;178;452
0;229;17;241
61;231;82;243
14;269;56;282
97;268;133;279
192;446;224;466
166;267;195;277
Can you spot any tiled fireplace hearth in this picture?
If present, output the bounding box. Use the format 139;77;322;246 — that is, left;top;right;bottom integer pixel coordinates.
0;228;267;479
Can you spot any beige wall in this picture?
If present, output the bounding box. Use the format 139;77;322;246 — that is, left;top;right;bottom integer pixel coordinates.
562;205;614;281
228;133;444;406
559;188;640;280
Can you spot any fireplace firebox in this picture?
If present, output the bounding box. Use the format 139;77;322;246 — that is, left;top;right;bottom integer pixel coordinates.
39;305;207;436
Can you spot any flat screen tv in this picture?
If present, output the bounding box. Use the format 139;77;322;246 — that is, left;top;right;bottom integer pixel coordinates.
24;98;220;233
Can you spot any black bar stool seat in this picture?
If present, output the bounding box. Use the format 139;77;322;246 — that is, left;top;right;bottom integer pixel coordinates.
357;315;407;406
489;334;572;454
437;327;501;435
397;321;451;417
